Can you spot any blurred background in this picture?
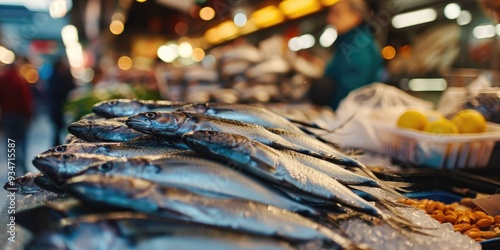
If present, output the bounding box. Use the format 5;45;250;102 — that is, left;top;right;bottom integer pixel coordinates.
0;0;499;174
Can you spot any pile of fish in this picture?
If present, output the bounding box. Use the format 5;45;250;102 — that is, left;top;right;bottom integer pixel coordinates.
3;99;479;250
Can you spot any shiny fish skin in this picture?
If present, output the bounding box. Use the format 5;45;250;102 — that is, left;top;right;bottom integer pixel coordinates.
33;151;316;215
177;103;307;134
28;213;300;250
76;155;318;215
3;172;43;194
183;130;385;218
126;111;314;155
267;128;365;170
33;153;126;187
67;174;356;248
92;99;187;118
67;119;145;142
41;141;188;158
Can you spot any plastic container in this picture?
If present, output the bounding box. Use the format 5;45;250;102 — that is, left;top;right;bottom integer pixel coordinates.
372;121;500;169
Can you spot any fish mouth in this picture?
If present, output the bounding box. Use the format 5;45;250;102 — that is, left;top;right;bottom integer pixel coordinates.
91;104;114;118
32;155;64;188
126;117;152;134
67;122;92;141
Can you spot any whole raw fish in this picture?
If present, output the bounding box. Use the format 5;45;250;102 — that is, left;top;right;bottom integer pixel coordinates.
67;119;146;142
92;99;187;118
67;174;358;248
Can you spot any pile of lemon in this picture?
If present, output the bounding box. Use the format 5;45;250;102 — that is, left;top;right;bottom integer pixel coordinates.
397;109;487;134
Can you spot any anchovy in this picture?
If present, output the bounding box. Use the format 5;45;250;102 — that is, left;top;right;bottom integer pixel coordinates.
67;119;146;142
126;111;318;155
278;149;404;197
92;99;187;118
29;212;302;250
183;130;388;218
33;153;126;187
67;174;357;248
32;151;315;215
3;172;44;194
176;103;307;134
40;140;188;158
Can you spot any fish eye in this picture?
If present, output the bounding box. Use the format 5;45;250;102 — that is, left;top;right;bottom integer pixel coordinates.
86;120;95;125
18;177;28;184
54;145;66;153
145;112;156;119
98;163;112;172
109;100;117;105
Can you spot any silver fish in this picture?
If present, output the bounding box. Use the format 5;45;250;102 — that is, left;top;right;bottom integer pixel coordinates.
33;151;315;215
30;212;302;250
3;172;43;194
177;103;307;134
126;111;316;156
278;149;404;197
67;119;146;142
33;153;126;187
41;141;188;158
183;130;388;218
67;174;357;248
92;99;187;118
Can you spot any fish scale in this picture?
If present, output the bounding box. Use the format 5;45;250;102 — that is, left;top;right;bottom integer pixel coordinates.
183;130;385;218
67;174;357;249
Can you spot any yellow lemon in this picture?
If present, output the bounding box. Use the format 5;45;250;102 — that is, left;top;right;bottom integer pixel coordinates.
397;110;428;130
426;110;445;122
452;109;486;133
424;119;459;134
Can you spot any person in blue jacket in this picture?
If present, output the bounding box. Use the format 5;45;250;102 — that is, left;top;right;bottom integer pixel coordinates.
323;0;383;110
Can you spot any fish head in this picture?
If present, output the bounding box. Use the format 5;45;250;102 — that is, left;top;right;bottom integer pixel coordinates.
126;111;185;135
66;174;154;206
33;153;119;187
67;120;97;141
92;99;145;118
3;173;40;193
183;130;254;165
79;161;120;176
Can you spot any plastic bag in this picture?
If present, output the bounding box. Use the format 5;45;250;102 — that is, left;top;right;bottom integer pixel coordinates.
323;83;433;152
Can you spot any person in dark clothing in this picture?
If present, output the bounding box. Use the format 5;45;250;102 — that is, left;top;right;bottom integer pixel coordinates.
323;0;383;110
0;57;33;175
47;58;75;146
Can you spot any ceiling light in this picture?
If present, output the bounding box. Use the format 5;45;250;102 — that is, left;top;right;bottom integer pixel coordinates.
117;56;133;70
444;3;461;20
199;7;215;21
191;48;205;62
456;10;471;26
392;9;437;29
234;13;247;27
109;20;124;35
178;42;193;58
250;5;285;28
279;0;321;19
157;44;178;63
61;25;79;46
381;46;396;60
473;25;495;39
319;26;337;47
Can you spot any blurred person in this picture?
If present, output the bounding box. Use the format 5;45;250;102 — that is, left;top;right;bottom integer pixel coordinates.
321;0;383;110
47;58;75;146
0;57;34;175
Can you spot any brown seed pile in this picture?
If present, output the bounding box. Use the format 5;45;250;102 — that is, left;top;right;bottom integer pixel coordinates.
398;197;500;242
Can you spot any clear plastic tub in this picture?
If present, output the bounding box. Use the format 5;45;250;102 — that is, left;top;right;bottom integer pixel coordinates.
372;122;500;169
